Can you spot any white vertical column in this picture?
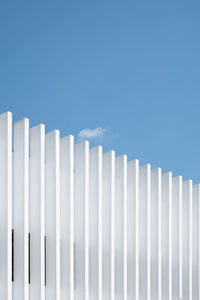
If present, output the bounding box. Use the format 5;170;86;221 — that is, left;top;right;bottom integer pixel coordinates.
13;118;29;300
60;135;74;300
150;168;161;300
89;146;102;300
192;184;200;300
139;164;151;300
192;184;199;300
0;112;12;300
182;180;192;300
115;155;127;300
102;151;115;300
29;125;45;300
74;141;89;300
172;176;182;300
161;172;172;300
45;130;61;300
127;160;139;300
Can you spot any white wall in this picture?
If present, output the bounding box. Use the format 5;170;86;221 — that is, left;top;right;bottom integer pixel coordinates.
0;111;199;300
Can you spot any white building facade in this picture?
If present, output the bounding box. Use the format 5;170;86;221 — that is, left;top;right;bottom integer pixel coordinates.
0;111;199;300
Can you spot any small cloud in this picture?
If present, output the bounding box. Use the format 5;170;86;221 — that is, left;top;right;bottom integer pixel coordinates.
78;127;106;141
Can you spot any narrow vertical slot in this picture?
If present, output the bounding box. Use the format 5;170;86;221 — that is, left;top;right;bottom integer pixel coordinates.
12;229;14;282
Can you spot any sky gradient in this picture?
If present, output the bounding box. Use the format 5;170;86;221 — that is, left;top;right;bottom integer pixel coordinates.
0;1;200;182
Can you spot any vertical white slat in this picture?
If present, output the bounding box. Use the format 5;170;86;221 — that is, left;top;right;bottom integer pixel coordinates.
150;168;161;300
89;146;102;300
182;180;192;300
172;176;182;300
139;164;151;300
74;141;89;300
13;118;29;300
29;125;45;300
0;112;12;300
60;135;74;300
115;155;127;300
45;130;61;300
102;151;115;300
161;172;172;300
192;184;200;300
198;184;200;300
127;160;139;300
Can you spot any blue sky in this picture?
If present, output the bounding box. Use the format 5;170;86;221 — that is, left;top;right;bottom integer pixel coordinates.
0;1;200;182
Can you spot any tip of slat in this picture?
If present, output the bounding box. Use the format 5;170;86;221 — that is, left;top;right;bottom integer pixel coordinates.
30;123;45;131
46;129;60;137
151;167;162;173
61;134;74;142
0;110;12;116
76;140;89;147
90;145;102;152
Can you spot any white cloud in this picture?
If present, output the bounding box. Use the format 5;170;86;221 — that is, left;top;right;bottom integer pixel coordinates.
78;127;106;141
